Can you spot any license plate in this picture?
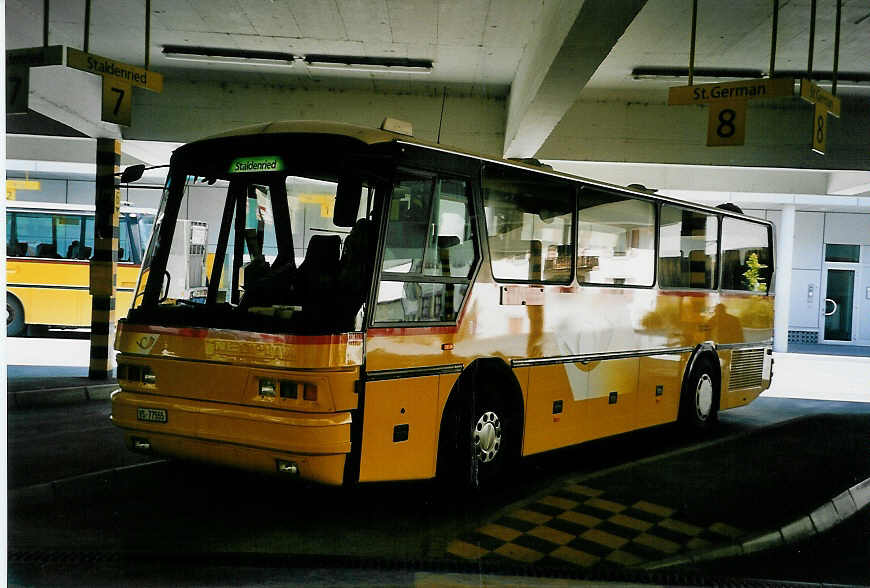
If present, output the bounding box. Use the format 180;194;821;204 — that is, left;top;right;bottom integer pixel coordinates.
137;407;167;423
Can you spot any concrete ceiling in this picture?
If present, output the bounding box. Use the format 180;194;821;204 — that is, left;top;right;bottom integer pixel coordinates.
8;0;868;96
5;0;870;177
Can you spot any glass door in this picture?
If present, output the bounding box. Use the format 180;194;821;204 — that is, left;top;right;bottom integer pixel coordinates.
822;268;855;342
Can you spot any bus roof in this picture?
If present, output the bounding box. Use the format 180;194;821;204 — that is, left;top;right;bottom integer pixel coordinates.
190;120;771;226
7;200;156;215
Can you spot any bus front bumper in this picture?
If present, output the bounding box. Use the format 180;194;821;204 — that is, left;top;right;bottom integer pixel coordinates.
111;390;352;485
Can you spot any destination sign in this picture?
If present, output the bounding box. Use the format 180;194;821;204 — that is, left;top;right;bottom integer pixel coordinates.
229;156;286;174
799;78;840;117
6;45;64;67
669;77;795;105
66;47;163;92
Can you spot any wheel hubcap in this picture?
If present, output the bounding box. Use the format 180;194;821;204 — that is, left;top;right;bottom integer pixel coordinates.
473;411;502;463
696;374;713;420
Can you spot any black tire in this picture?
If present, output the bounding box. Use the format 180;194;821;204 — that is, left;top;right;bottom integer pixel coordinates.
679;355;720;432
6;294;25;337
438;368;520;490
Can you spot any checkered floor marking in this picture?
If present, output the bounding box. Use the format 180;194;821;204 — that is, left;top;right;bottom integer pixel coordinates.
445;484;745;568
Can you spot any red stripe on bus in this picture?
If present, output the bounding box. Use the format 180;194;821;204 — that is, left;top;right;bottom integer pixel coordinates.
367;325;458;337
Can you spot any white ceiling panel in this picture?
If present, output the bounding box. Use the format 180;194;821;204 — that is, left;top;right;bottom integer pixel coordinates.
387;0;437;45
437;0;489;46
290;1;347;41
337;0;391;42
239;0;303;38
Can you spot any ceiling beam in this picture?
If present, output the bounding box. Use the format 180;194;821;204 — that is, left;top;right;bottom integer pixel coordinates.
503;0;647;158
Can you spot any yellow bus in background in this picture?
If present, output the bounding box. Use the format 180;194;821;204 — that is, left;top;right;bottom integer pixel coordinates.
111;120;774;488
6;201;155;336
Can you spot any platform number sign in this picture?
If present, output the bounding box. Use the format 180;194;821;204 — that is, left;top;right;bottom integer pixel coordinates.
812;102;827;155
707;100;746;146
6;65;29;114
101;78;132;126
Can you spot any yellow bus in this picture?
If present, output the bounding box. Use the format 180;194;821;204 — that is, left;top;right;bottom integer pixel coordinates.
111;120;774;487
6;201;155;336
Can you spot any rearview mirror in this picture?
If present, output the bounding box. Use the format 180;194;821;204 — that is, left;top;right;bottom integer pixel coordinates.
120;164;146;184
334;176;363;227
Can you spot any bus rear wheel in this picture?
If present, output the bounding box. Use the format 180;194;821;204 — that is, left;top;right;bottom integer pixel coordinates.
679;356;719;432
7;295;25;337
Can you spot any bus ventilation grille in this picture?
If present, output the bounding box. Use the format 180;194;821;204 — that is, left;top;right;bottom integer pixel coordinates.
727;348;765;390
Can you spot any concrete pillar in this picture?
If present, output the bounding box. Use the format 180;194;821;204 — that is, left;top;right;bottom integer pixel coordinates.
773;204;796;352
89;138;120;379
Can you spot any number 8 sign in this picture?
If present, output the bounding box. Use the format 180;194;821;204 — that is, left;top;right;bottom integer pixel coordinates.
707;100;746;146
812;102;827;155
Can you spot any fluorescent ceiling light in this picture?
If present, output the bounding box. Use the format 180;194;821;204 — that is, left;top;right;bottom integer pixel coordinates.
632;66;870;87
162;46;296;67
304;54;433;75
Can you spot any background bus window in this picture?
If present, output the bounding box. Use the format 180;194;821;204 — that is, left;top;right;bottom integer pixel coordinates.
658;205;718;289
578;190;655;286
15;213;54;258
721;218;771;292
482;166;573;283
376;176;477;323
54;215;84;259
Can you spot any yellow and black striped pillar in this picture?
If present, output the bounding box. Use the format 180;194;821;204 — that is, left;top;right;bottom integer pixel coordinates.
89;138;121;380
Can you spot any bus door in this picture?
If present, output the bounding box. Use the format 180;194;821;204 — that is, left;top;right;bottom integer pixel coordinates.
361;172;479;482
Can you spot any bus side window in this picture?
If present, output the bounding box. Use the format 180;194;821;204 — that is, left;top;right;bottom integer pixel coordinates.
658;205;718;289
482;165;573;284
578;189;655;286
15;213;54;258
721;218;771;293
55;215;84;259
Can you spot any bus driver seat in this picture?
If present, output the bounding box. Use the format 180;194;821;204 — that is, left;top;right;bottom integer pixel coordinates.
335;218;376;329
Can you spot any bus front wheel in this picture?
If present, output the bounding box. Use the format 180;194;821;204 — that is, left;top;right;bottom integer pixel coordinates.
442;380;520;490
6;294;25;337
679;356;720;432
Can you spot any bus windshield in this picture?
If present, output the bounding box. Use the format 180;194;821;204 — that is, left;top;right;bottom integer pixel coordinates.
129;144;385;335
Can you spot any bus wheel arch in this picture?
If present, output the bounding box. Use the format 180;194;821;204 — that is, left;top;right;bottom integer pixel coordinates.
679;344;721;431
436;357;524;489
6;293;25;337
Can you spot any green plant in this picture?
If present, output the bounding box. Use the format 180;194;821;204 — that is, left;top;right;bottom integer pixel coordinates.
742;252;768;292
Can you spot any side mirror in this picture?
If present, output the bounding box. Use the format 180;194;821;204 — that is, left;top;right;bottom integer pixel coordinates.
120;164;146;184
334;176;363;227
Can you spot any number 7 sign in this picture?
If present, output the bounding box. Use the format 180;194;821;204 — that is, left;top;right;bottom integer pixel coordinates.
101;78;132;126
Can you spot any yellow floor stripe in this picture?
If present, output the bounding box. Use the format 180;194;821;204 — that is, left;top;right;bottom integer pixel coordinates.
509;508;552;525
557;510;601;528
446;540;488;560
632;500;676;518
538;495;578;510
606;549;645;567
478;523;522;543
585;497;626;513
581;528;629;550
709;522;744;539
550;545;600;568
659;518;703;536
609;513;653;532
564;484;604;497
687;537;713;551
527;525;574;546
494;542;544;563
634;532;681;554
